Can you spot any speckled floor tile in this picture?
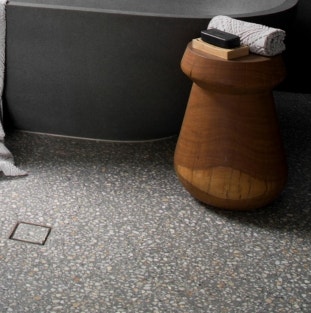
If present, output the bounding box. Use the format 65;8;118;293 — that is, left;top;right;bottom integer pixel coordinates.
0;91;310;312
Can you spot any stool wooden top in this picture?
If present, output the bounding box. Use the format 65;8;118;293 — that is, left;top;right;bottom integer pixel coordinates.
181;42;286;92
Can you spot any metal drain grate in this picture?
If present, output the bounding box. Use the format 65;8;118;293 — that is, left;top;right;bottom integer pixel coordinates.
9;222;51;245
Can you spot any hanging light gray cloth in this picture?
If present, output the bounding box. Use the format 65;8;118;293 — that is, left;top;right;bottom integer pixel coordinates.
0;0;27;176
208;15;286;56
0;123;27;176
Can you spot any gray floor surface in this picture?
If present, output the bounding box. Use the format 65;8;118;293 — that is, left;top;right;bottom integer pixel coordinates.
0;91;310;312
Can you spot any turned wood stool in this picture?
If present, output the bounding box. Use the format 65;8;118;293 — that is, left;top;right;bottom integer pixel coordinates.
174;43;287;210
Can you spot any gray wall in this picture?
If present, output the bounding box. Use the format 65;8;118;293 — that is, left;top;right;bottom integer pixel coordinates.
281;0;311;93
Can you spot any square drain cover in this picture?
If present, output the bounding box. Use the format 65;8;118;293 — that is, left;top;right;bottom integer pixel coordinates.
9;222;51;245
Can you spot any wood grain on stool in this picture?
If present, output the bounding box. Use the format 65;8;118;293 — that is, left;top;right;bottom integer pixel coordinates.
174;43;287;210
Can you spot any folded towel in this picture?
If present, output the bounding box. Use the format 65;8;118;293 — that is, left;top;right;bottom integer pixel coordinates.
208;15;286;56
0;0;27;176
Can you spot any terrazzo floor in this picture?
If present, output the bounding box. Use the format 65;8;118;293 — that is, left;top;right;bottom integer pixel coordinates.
0;91;310;313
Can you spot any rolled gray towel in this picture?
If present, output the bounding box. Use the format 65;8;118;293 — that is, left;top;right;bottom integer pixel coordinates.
208;15;286;56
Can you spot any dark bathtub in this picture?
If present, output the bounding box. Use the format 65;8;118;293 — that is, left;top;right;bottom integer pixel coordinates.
4;0;299;141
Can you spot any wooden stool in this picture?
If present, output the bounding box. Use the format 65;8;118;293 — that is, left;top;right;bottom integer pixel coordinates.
174;43;287;210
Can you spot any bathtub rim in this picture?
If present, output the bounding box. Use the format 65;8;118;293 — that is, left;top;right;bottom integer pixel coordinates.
7;0;299;19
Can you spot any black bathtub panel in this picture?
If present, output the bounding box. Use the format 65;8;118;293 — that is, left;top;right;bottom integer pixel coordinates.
5;6;210;140
4;1;299;140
